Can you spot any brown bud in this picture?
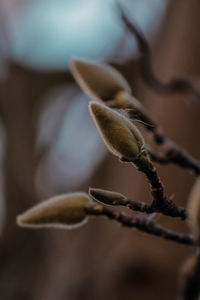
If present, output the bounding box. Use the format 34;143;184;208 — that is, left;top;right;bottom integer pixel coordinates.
89;101;144;162
187;178;200;243
17;193;92;229
70;58;131;102
89;187;127;206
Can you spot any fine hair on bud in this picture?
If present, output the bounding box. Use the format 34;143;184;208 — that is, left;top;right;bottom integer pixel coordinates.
187;178;200;243
70;58;131;102
89;101;145;162
17;193;93;230
89;187;127;206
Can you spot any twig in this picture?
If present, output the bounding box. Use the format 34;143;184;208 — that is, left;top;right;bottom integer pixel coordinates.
148;144;200;176
86;205;193;246
126;103;200;175
116;198;154;214
118;4;200;101
89;186;187;220
133;155;187;219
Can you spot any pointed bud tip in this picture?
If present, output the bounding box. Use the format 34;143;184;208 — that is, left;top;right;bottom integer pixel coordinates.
70;57;88;74
88;100;102;115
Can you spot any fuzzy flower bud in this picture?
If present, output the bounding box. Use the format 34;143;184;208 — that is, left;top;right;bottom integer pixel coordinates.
17;193;92;229
70;58;131;102
89;101;144;162
89;187;127;206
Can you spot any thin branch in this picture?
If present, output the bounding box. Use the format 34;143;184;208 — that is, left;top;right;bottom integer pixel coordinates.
118;198;154;214
148;144;200;175
86;205;193;246
89;187;187;220
133;155;187;220
123;197;186;219
118;4;200;101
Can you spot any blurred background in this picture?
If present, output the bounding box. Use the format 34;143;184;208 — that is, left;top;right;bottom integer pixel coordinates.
0;0;199;299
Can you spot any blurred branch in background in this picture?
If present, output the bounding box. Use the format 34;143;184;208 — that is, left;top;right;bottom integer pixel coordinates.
117;3;200;102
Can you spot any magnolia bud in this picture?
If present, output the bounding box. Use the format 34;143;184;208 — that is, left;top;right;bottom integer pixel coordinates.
89;101;144;161
17;193;92;229
89;187;127;206
70;58;131;102
187;179;200;243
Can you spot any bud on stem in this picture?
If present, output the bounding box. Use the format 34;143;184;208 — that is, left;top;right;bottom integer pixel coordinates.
17;193;93;229
89;101;145;162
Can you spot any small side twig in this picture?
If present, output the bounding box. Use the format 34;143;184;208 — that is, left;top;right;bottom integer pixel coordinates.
133;155;187;220
125;103;200;176
121;199;154;214
86;205;193;246
89;186;187;220
89;187;154;214
148;144;200;176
